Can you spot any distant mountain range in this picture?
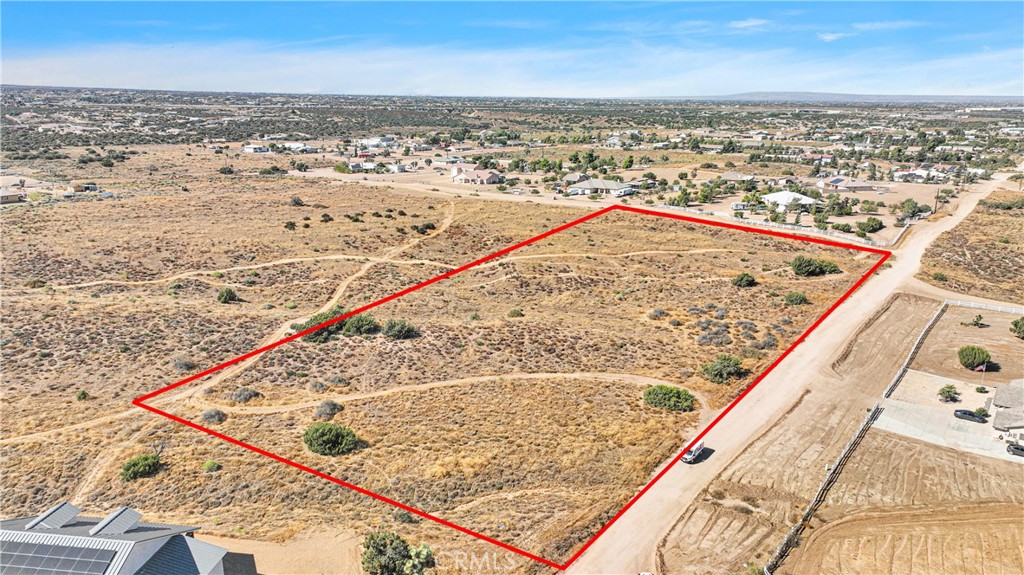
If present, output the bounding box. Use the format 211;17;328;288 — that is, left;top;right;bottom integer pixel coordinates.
696;92;1023;105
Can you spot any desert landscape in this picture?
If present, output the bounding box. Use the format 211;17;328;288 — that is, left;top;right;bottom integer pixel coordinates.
1;8;1023;570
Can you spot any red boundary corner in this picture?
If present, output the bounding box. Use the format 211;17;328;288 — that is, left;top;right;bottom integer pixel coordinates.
133;205;891;570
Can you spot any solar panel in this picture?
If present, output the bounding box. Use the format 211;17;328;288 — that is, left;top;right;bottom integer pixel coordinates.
0;541;115;575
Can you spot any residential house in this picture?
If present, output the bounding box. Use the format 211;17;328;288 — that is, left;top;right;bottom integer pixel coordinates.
242;145;269;154
387;163;407;174
451;163;485;177
566;179;632;195
453;170;502;185
993;381;1024;443
1;190;26;204
0;502;243;575
760;190;819;212
562;172;589;185
817;177;878;192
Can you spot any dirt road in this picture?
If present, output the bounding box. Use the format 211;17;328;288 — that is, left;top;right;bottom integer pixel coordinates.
562;169;1019;574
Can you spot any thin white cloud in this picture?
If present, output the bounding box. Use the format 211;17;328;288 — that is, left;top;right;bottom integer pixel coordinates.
2;41;1020;97
852;21;923;31
729;18;770;29
818;32;855;42
464;19;549;30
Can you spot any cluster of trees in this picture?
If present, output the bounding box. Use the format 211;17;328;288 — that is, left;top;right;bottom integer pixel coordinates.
791;256;841;277
291;306;419;343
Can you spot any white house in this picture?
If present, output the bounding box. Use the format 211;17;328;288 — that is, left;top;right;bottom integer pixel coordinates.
451;163;485;177
567;179;632;195
760;190;819;211
242;145;269;154
453;170;502;185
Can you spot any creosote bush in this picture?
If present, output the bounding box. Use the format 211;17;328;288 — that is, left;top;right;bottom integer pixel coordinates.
783;292;809;305
303;422;358;456
121;454;161;482
201;409;227;424
202;460;222;473
507;308;524;318
643;385;696;412
383;319;418;340
731;273;757;287
790;255;841;277
702;354;745;384
217;288;239;304
315;400;343;420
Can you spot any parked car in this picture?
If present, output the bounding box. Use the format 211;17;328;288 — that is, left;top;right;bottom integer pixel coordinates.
1007;444;1024;457
953;409;986;423
682;439;705;464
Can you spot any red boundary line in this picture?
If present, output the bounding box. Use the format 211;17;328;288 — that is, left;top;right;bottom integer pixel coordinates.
133;204;890;570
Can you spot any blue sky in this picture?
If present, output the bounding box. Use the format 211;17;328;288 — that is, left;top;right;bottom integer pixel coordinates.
2;2;1021;96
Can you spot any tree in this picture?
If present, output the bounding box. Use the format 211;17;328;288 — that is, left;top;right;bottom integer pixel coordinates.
1010;317;1024;339
217;288;239;304
732;273;757;287
958;346;990;370
361;530;435;575
643;385;696;412
622;155;634;169
303;422;358;455
333;163;352;173
856;217;884;234
702;354;744;384
938;384;960;403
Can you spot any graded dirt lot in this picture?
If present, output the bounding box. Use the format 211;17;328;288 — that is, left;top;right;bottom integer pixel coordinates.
780;429;1024;575
918;189;1024;303
910;306;1024;386
655;293;942;574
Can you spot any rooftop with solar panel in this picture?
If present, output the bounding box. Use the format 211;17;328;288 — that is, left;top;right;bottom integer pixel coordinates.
0;502;237;575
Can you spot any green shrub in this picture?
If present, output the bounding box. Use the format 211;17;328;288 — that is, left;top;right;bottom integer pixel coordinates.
121;454;161;481
974;407;990;418
218;166;234;175
383;319;418;340
957;346;990;370
217;288;239;304
856;217;884;233
202;460;222;473
791;256;841;277
303;422;358;455
361;530;435;575
341;313;380;337
292;306;378;342
507;308;524;318
1011;317;1024;339
76;390;90;401
976;386;989;394
931;272;948;282
702;354;745;384
643;385;696;412
831;223;853;233
784;292;809;305
731;273;757;287
201;409;227;424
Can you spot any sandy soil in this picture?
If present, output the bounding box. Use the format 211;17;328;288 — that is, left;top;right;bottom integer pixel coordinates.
910;307;1024;386
781;428;1024;575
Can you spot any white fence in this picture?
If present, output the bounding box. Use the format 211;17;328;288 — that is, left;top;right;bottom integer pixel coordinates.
944;299;1024;316
658;204;912;248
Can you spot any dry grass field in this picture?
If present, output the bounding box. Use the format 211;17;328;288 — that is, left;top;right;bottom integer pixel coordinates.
1;144;883;570
918;189;1024;303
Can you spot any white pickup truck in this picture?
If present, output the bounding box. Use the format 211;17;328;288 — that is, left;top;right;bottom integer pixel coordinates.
682;439;705;464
